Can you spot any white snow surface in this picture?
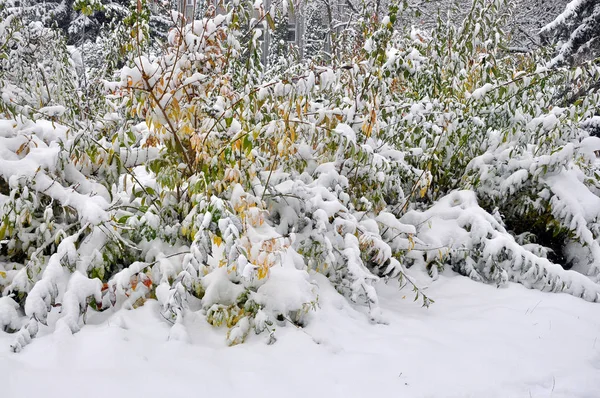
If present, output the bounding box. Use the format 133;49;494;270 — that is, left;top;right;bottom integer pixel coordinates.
2;272;599;398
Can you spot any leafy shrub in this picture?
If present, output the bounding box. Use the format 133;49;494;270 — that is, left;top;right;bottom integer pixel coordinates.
1;0;600;351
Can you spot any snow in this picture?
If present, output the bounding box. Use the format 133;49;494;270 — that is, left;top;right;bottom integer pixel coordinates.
544;169;600;224
202;267;245;308
0;297;20;331
253;265;316;316
1;273;599;398
37;105;66;117
469;83;495;100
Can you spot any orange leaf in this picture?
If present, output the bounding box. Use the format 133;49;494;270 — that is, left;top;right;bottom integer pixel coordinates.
142;277;152;289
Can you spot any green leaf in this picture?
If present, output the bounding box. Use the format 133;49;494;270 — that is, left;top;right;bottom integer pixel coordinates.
266;14;276;31
117;215;132;224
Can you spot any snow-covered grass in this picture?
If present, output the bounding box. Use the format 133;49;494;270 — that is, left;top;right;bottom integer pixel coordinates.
2;272;599;398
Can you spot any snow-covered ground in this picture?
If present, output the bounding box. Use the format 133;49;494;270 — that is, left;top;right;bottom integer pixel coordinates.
2;273;599;398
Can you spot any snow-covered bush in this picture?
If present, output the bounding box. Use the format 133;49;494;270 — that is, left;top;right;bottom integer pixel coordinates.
116;0;426;332
0;3;158;351
346;0;600;300
2;0;600;352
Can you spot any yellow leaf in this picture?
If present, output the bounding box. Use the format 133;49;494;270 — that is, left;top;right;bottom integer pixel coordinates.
171;97;181;115
257;265;269;280
362;120;372;138
16;142;29;156
408;234;415;251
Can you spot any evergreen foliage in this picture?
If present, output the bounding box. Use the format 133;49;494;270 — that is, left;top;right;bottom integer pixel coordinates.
541;0;600;66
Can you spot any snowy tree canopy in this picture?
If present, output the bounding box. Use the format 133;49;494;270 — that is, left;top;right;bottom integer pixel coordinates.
541;0;600;66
